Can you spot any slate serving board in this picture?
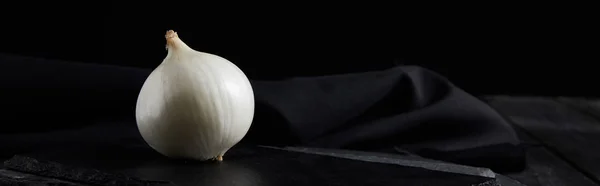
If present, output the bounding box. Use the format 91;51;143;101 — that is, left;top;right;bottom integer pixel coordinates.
0;143;522;186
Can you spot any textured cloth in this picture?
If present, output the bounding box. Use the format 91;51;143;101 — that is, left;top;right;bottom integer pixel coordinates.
0;53;524;172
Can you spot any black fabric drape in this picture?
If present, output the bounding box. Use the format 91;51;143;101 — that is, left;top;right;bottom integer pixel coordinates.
0;53;524;173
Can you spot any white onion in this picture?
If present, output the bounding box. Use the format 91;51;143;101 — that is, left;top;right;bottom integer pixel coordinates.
135;30;255;161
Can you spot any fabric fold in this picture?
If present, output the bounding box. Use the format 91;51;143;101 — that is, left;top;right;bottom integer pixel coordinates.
0;53;524;172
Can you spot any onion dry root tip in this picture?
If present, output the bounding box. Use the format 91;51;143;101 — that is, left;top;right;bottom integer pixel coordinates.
165;30;178;39
216;155;223;162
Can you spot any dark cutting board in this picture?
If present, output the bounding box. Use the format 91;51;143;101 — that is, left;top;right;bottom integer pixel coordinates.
1;142;507;186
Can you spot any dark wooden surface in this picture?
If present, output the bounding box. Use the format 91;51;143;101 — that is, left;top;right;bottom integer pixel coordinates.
2;95;598;185
484;96;600;186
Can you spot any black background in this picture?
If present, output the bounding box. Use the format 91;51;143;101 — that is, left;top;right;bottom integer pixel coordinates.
1;2;596;96
0;3;592;184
